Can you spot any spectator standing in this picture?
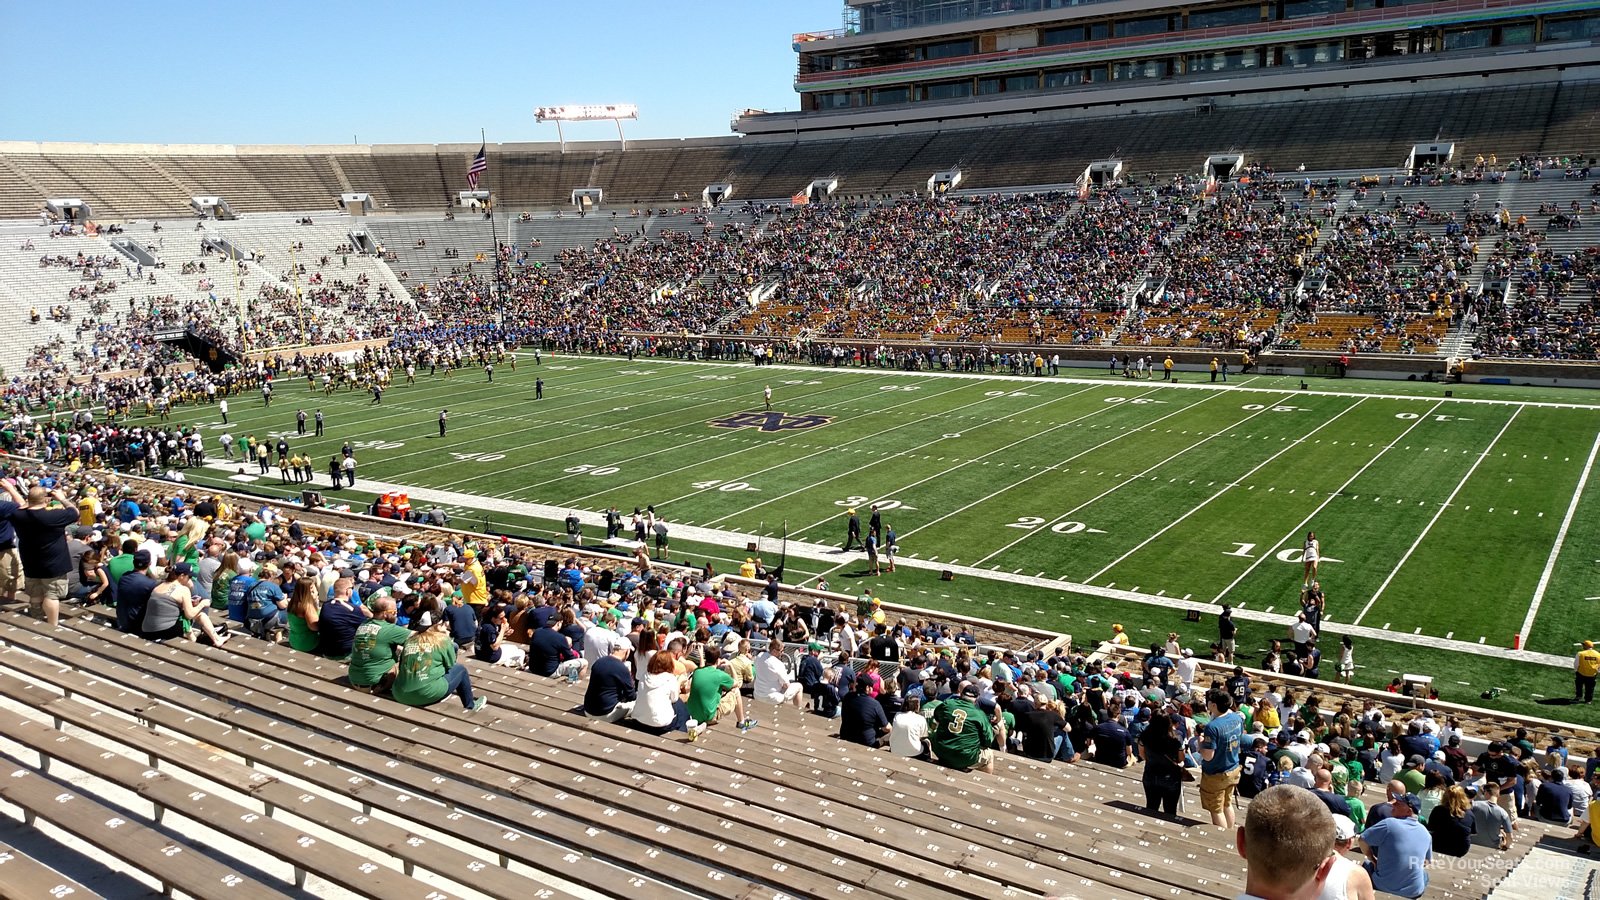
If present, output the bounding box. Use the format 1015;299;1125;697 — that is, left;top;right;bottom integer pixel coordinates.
2;481;81;627
1138;712;1187;817
1218;605;1237;662
1575;640;1600;704
1358;792;1431;898
1235;785;1338;900
1477;741;1521;824
1092;710;1132;768
1200;689;1246;829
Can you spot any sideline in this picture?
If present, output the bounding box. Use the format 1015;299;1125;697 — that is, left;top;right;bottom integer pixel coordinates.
202;461;1574;670
597;355;1600;410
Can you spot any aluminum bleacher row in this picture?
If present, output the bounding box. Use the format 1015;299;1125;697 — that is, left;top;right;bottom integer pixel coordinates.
3;81;1597;220
0;609;1555;900
0;467;1583;898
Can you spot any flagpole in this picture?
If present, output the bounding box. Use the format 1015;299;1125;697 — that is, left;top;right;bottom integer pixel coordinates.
481;127;505;325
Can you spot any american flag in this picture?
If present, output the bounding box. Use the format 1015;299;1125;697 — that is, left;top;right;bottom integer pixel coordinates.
466;143;488;189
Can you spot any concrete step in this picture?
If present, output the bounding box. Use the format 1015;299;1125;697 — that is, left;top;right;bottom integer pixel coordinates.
1489;845;1600;900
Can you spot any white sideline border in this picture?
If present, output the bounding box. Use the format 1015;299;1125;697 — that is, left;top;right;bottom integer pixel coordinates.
212;462;1576;670
610;356;1600;410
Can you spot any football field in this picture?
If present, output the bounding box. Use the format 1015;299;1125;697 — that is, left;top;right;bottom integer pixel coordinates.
168;353;1600;716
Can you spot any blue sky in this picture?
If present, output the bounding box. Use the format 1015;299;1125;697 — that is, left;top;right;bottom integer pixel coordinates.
0;0;841;145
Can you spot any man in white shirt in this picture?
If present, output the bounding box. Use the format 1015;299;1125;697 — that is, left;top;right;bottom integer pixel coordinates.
583;619;631;668
890;696;930;759
1290;612;1317;654
753;638;802;712
1174;648;1200;694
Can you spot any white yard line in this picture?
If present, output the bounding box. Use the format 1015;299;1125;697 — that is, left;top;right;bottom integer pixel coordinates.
692;384;1092;526
1519;428;1600;643
787;383;1162;536
897;387;1222;542
556;375;972;506
220;364;699;471
470;373;899;498
1212;400;1449;604
1352;405;1524;626
971;395;1291;567
1086;398;1366;583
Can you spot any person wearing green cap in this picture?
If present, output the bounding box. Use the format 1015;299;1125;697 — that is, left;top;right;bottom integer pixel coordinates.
799;641;837;717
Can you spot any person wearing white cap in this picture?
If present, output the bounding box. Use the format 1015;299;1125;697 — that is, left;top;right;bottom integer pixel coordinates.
1174;647;1199;694
1320;813;1376;900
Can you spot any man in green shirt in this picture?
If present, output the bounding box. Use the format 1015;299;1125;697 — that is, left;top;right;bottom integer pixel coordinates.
1399;755;1427;794
930;683;998;774
348;597;413;692
104;539;140;608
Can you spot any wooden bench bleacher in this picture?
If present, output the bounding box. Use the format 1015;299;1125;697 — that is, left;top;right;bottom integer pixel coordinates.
0;836;99;900
127;617;1240;899
0;603;1547;900
0;672;573;899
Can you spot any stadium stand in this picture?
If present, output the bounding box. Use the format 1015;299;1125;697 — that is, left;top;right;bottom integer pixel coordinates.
5;82;1598;221
0;429;1588;896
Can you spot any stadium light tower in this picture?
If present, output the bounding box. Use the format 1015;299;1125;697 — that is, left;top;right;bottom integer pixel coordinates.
535;104;639;152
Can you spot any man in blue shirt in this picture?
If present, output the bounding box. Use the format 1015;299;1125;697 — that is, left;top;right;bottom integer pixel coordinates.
529;617;586;681
115;550;158;633
1200;688;1245;829
1090;710;1132;768
584;642;635;724
1358;792;1431;898
839;676;890;748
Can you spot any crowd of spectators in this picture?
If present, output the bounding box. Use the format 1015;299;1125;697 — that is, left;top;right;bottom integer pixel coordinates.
15;232;411;381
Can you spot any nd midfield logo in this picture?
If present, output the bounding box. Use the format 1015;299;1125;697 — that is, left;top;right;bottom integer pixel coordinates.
709;411;834;432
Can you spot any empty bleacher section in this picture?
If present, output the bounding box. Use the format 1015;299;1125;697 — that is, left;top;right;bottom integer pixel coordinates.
4;81;1597;221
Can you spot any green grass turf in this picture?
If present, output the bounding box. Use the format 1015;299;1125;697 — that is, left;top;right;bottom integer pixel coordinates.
142;354;1600;727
